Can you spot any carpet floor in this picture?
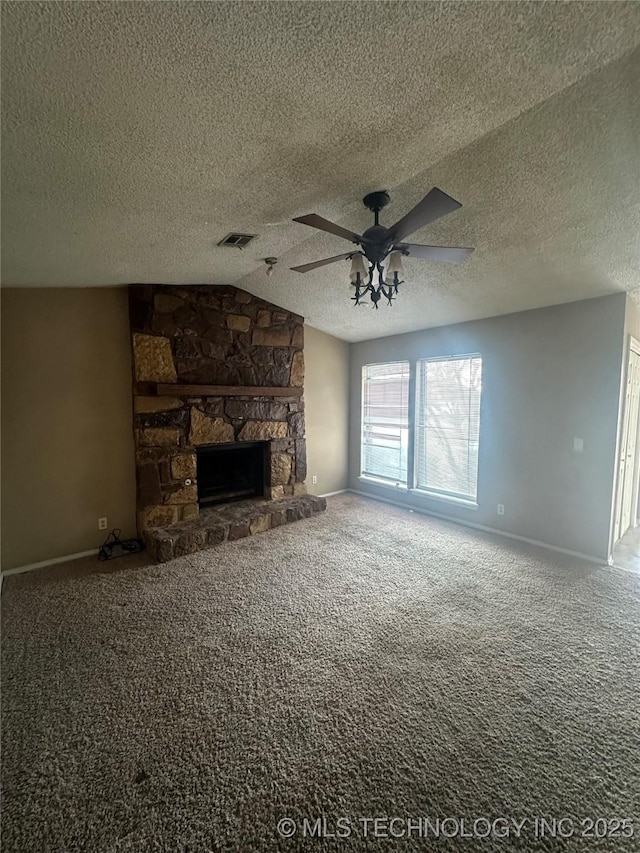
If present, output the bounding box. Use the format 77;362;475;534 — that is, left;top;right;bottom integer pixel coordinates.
2;494;639;852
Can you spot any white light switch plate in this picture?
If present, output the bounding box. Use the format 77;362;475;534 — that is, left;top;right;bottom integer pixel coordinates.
573;438;584;452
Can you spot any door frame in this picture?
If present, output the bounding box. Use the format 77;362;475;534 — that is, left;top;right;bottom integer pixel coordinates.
613;335;640;547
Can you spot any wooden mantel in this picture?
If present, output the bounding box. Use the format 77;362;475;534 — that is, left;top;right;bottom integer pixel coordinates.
135;382;303;398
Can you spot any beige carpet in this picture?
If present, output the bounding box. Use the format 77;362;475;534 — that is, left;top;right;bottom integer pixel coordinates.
2;494;639;852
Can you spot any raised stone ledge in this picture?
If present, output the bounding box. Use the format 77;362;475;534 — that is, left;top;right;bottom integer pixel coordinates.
144;494;327;563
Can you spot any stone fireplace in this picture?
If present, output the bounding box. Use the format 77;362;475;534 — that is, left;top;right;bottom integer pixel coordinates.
129;284;325;561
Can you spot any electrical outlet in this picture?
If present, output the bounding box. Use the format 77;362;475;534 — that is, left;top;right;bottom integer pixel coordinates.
497;504;505;516
312;475;317;485
98;517;108;531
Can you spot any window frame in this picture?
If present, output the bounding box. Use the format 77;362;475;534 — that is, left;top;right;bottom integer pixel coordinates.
360;360;411;487
412;353;482;505
358;353;482;509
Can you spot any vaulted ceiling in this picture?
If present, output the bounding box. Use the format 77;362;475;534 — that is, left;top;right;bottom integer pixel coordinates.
2;2;639;341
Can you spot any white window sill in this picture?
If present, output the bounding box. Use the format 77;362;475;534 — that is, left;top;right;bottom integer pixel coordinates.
358;475;408;490
409;488;478;510
358;477;478;511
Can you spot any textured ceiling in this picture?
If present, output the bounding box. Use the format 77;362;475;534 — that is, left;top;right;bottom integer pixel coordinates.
2;2;640;342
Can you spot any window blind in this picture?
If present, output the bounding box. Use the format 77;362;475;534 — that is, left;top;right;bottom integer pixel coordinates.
361;361;410;485
416;356;482;500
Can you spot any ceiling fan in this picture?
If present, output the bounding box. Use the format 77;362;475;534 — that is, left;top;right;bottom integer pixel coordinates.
290;188;474;307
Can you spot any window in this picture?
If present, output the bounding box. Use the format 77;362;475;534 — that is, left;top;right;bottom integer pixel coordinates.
361;361;410;485
415;355;482;501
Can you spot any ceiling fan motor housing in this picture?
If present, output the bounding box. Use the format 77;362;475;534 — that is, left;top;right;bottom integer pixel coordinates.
361;191;393;262
361;225;394;264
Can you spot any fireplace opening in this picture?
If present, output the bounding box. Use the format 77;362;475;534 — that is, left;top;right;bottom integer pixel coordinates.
196;442;267;507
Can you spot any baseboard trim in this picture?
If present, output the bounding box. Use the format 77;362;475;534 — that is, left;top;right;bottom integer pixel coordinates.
1;491;607;581
2;549;99;579
348;489;607;566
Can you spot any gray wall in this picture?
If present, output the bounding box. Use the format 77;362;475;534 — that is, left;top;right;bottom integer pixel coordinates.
349;294;626;561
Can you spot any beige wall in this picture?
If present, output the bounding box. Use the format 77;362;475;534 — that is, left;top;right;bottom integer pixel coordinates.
1;290;351;569
1;288;137;569
304;325;350;496
349;294;627;561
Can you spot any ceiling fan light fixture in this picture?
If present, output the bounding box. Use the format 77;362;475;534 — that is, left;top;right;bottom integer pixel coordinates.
386;251;404;275
349;253;368;284
291;187;473;310
385;250;405;291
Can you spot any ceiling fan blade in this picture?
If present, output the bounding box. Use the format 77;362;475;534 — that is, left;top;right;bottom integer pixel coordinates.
290;252;356;273
396;244;475;264
292;214;362;244
389;188;463;242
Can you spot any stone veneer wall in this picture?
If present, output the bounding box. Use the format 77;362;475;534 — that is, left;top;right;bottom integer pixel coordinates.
129;285;306;534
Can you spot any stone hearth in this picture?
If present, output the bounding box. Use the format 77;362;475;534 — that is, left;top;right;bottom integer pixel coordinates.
129;283;325;561
146;494;327;563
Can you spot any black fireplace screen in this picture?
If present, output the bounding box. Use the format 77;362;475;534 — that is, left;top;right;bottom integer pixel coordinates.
196;441;267;507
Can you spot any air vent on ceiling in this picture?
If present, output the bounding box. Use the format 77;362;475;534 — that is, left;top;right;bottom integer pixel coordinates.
218;233;257;249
